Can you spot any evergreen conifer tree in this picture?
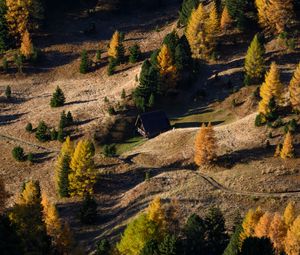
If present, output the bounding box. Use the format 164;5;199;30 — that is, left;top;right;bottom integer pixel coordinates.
50;86;65;107
80;49;89;74
79;194;97;224
240;237;275;255
194;123;217;166
35;121;49;142
223;225;242;255
178;0;198;26
158;234;179;255
244;34;265;84
59;111;67;129
162;31;179;59
0;0;9;53
5;85;11;100
66;111;73;126
129;44;141;63
225;0;248;30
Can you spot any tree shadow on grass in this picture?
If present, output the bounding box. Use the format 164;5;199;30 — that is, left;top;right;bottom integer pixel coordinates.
33;151;54;163
0;112;28;126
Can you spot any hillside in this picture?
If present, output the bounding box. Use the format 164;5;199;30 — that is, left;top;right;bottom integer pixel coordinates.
1;0;300;254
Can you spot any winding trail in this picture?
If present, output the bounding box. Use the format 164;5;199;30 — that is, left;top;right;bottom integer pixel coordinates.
0;134;59;153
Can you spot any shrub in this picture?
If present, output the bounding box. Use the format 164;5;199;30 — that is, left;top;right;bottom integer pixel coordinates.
59;111;67;129
96;239;110;255
57;128;65;143
5;85;11;100
96;49;102;61
255;114;266;127
14;54;23;73
145;172;151;182
12;146;25;161
79;194;97;225
25;123;33;133
103;144;116;157
50;86;65;107
271;117;284;128
35;121;49;142
27;153;34;163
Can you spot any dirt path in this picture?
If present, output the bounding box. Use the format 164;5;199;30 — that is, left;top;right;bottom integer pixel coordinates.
0;134;59;153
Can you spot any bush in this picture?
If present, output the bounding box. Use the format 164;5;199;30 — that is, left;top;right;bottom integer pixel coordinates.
271;117;283;128
35;121;49;142
255;114;266;127
14;54;23;73
96;239;110;255
12;146;25;162
59;111;67;129
103;144;116;157
79;194;97;225
57;128;65;143
27;153;34;163
25;123;33;133
50;86;65;107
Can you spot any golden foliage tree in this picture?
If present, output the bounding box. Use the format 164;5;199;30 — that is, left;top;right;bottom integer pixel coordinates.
69;139;96;197
266;0;295;34
42;193;74;253
5;0;31;40
194;123;217;166
289;63;300;112
220;6;232;30
284;202;296;228
240;207;264;244
108;30;120;59
285;215;300;255
269;212;287;253
280;132;295;159
20;30;33;58
254;212;273;238
185;3;207;58
19;180;41;205
244;34;265;82
157;44;177;89
205;1;219;49
147;197;167;234
255;0;269;32
258;62;283;115
274;143;282;158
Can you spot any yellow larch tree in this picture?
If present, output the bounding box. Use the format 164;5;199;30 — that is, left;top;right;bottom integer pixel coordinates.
255;0;269;32
157;44;177;89
269;212;287;253
5;0;31;41
147;197;167;234
266;0;295;35
289;63;300;112
284;201;296;228
280;132;295;159
220;6;232;31
244;34;265;82
19;180;41;205
205;1;219;51
240;207;264;245
108;30;120;59
285;215;300;255
254;212;273;238
185;3;207;59
258;62;283;115
20;30;34;58
194;123;217;166
69;139;96;197
274;143;282;158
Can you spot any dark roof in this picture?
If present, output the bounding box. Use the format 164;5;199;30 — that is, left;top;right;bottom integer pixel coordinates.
136;110;171;137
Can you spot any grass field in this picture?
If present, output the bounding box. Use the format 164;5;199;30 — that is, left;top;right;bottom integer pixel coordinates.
115;136;146;155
